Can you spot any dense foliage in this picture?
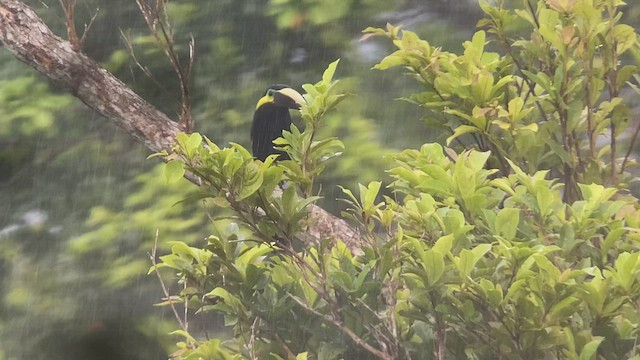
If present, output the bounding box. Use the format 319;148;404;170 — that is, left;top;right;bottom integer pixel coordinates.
156;0;640;359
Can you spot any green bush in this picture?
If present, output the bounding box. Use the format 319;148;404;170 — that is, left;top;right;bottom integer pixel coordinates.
155;0;640;358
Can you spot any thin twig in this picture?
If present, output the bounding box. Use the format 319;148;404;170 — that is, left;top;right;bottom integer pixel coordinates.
385;239;401;358
78;9;99;48
621;116;640;174
58;0;78;49
58;0;97;51
119;29;168;92
607;2;620;184
289;295;391;360
135;0;194;131
273;332;297;359
183;278;189;332
149;229;195;349
248;316;258;360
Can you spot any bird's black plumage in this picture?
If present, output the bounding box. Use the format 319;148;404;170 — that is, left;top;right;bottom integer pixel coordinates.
251;102;292;161
251;84;304;161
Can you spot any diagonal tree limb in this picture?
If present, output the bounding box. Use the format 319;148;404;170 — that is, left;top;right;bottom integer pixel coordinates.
0;0;361;249
0;0;180;153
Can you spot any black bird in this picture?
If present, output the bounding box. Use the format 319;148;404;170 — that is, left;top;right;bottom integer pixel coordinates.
251;84;306;161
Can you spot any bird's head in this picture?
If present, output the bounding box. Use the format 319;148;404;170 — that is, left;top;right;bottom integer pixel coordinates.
255;84;306;110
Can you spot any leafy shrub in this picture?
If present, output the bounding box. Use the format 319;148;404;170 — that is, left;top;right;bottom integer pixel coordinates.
155;1;640;359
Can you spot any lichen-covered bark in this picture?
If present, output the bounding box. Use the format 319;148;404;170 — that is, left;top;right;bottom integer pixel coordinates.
0;0;361;249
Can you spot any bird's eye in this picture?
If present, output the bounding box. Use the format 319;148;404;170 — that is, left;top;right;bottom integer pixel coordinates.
266;89;276;97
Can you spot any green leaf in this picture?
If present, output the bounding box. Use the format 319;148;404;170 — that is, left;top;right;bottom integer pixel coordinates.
611;252;639;292
281;185;297;218
446;125;480;145
466;150;491;172
521;70;553;94
339;185;359;205
455;244;491;278
165;160;185;183
373;52;406;70
406;236;428;268
186;132;203;157
423;250;445;286
331;271;353;290
204;135;220;153
238;163;263;200
302;83;320;98
362;181;382;209
169;330;196;343
616;65;638;91
613;24;637;55
548;296;581;322
322;59;340;85
169;241;195;258
237;244;273;265
205;287;229;301
495;208;520;240
470;30;486;56
230;142;253;160
490;178;515;195
480;279;503;306
147;150;168;159
578;337;604;360
432;234;453;254
293;196;321;222
601;227;626;260
175;132;203;159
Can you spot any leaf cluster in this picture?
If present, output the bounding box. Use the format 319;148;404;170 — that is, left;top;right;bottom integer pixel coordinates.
365;0;640;202
155;1;640;359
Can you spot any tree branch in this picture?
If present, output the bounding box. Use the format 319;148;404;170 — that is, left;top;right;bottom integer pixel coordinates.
0;0;360;250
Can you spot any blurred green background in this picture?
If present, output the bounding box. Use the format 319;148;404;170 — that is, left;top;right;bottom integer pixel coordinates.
0;0;638;359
